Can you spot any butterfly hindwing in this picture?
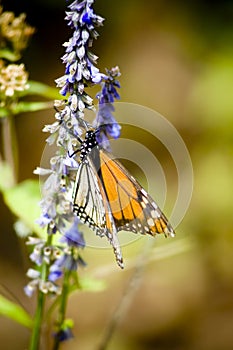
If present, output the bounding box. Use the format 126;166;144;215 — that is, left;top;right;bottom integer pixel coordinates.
73;161;105;233
73;151;124;268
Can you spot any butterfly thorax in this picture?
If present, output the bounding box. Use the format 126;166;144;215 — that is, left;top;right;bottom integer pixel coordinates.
80;131;98;162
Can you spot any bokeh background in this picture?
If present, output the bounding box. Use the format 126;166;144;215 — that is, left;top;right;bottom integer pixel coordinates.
1;0;233;349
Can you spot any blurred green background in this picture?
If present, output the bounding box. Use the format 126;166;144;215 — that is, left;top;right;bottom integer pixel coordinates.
1;0;233;349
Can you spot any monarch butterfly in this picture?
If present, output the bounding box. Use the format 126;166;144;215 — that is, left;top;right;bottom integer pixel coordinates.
72;129;175;268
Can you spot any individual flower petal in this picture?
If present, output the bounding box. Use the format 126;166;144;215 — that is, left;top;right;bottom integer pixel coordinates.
35;213;52;227
24;280;38;297
48;265;63;282
63;155;79;168
106;123;121;139
61;217;85;248
33;167;53;176
26;268;40;279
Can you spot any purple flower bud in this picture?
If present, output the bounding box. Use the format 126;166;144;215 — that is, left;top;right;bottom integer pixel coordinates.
54;327;73;342
48;268;63;282
62;218;85;248
106;123;121;139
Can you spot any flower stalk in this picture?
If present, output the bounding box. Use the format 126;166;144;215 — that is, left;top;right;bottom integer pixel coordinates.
0;7;32;183
0;3;120;348
29;288;45;350
29;233;53;350
23;1;121;348
25;0;120;348
2;112;19;184
52;267;72;350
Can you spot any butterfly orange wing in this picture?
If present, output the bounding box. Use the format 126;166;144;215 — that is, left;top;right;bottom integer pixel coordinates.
99;149;175;238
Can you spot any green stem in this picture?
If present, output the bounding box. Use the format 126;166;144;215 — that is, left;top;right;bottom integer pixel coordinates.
2;112;19;184
29;234;53;350
52;266;72;350
29;289;46;350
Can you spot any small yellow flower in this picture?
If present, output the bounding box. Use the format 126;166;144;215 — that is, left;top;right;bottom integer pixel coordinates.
0;61;29;97
0;7;35;55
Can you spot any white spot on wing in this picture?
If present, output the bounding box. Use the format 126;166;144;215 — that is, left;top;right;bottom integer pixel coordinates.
147;218;154;227
141;189;148;197
141;202;146;209
151;209;159;218
165;227;175;237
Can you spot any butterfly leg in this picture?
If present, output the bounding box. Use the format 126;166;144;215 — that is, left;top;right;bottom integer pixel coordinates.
68;148;81;158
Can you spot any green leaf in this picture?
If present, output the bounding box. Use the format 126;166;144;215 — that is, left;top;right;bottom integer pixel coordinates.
0;81;62;116
0;49;20;62
11;101;53;114
25;81;62;100
0;294;32;328
3;179;45;238
0;161;14;191
79;276;106;292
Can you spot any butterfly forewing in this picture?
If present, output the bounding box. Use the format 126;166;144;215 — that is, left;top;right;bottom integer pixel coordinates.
99;149;175;237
